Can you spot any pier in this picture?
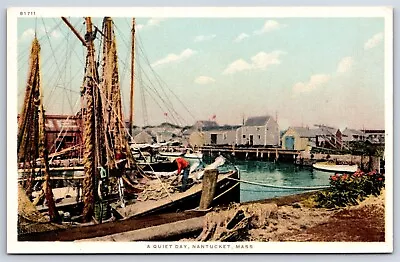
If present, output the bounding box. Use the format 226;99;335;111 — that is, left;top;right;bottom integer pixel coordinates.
199;145;301;162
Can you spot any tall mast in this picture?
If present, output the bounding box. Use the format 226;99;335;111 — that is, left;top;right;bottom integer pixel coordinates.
81;17;98;222
100;17;134;168
38;81;61;222
18;37;60;222
129;18;135;134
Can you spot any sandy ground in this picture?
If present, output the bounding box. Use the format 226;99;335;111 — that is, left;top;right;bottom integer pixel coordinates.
248;191;385;242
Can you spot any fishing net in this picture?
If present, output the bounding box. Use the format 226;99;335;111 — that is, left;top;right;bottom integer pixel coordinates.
17;185;65;235
196;203;278;242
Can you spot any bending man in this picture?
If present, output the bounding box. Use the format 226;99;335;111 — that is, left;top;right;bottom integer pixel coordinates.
173;157;190;192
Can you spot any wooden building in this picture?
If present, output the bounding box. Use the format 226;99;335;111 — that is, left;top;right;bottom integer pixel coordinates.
282;125;343;151
44;114;82;154
239;115;280;146
281;127;315;151
202;125;242;145
363;129;385;145
132;130;155;144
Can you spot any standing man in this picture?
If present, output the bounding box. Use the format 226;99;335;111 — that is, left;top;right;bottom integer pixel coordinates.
173;157;190;192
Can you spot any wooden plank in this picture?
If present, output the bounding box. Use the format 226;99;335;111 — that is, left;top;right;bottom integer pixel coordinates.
18;211;205;241
18;166;85;173
80;216;204;242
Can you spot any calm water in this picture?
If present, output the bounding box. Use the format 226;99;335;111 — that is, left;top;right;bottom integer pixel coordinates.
220;160;332;203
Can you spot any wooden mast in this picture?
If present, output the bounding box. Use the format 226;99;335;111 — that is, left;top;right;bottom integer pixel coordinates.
18;37;60;222
38;80;61;222
17;37;41;197
129;18;135;134
81;17;98;222
100;17;135;169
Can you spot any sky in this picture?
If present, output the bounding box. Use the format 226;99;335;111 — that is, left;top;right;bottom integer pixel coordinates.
17;17;385;130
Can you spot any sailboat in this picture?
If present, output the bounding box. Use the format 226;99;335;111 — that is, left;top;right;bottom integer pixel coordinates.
17;16;240;240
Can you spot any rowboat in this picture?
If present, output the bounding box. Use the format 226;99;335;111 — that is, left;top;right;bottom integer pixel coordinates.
312;162;358;173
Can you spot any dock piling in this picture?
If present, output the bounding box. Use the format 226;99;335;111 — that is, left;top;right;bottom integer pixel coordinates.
199;169;218;210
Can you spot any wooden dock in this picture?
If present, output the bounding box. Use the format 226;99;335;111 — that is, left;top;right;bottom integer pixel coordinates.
199;145;301;161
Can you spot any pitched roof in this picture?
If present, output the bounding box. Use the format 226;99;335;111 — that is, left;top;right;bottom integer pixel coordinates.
194;120;219;128
203;125;241;132
133;130;154;144
342;128;365;136
159;122;181;129
314;126;338;136
290;127;316;138
244;116;271;126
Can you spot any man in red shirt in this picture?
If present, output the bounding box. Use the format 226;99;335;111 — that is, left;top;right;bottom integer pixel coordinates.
173;157;190;192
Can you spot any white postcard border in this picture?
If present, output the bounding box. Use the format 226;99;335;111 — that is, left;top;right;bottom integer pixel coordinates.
7;6;394;254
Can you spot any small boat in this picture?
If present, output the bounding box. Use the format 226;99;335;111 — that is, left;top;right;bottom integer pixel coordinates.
312;162;358;173
158;150;203;160
117;167;240;218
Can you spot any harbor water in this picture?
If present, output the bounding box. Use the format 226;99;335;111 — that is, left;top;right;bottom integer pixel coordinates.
222;160;332;203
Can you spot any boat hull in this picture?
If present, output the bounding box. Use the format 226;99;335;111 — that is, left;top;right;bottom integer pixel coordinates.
312;163;358;173
158;151;203;161
17;170;241;241
133;170;240;217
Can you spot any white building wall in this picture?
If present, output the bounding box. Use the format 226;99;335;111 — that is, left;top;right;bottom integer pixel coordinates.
238;119;280;146
265;120;280;146
239;126;266;145
204;129;239;145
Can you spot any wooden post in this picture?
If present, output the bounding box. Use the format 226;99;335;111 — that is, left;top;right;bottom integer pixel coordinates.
199;169;218;210
129;18;135;134
370;156;380;172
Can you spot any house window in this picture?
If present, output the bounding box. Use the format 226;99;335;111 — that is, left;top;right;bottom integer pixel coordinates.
243;135;246;138
258;135;261;140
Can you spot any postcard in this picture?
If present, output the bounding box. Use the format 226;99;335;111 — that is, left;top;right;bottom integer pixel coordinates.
7;6;393;253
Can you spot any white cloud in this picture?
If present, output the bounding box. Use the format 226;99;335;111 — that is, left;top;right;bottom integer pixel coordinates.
194;34;216;42
19;27;62;42
50;30;61;38
20;28;35;41
194;76;216;85
364;32;384;50
151;48;196;67
254;20;286;35
222;59;251;75
135;24;144;31
233;33;249;43
337;56;354;73
136;18;166;31
222;50;285;75
251;51;285;70
147;18;166;27
293;74;331;93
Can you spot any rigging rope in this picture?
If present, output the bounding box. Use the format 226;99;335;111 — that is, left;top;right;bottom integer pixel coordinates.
93;80;174;203
138;63;149;126
227;177;330;190
135;38;184;126
116;19;189;126
48;97;80;161
136;31;197;123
